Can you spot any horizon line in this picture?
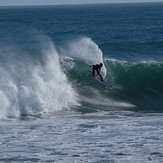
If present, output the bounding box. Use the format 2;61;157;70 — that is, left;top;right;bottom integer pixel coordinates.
0;1;162;7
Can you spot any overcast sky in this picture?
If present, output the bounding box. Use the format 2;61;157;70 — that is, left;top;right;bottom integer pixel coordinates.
0;0;162;6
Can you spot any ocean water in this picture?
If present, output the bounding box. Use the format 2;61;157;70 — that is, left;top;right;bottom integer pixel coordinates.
0;2;163;162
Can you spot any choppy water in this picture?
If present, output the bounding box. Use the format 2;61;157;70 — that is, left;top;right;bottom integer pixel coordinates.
0;3;163;162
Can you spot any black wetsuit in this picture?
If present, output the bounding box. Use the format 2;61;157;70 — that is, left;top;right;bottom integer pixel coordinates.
92;64;103;81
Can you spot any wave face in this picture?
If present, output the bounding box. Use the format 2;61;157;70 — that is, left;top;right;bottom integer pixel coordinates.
104;60;163;110
59;37;163;113
65;58;163;113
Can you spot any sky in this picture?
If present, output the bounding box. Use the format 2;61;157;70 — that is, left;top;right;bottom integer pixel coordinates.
0;0;162;6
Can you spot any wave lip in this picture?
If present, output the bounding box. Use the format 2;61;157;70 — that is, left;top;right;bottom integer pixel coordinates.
60;37;107;77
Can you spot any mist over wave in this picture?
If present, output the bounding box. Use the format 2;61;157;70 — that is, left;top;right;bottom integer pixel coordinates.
0;35;78;118
60;37;107;77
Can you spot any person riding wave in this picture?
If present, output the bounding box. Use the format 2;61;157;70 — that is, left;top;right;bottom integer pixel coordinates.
90;63;103;81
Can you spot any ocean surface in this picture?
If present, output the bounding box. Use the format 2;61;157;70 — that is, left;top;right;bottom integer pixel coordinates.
0;2;163;162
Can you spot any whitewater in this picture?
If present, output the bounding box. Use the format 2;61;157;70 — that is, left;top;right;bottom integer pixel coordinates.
0;35;78;118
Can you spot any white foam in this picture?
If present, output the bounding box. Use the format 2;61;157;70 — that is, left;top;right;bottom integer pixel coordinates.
79;87;135;109
0;36;79;118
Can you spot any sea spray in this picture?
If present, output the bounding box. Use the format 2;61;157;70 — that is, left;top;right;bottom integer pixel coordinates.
0;36;78;118
60;37;107;77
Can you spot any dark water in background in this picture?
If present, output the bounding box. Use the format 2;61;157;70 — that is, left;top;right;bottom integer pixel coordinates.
0;3;163;162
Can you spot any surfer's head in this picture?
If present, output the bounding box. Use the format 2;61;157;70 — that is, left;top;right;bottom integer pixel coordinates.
100;63;103;67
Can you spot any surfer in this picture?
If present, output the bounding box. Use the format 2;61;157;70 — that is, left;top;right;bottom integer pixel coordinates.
90;63;103;81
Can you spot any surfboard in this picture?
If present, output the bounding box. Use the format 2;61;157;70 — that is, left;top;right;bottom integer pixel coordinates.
94;74;112;88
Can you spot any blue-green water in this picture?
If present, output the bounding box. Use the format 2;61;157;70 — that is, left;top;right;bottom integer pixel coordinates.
0;3;163;162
